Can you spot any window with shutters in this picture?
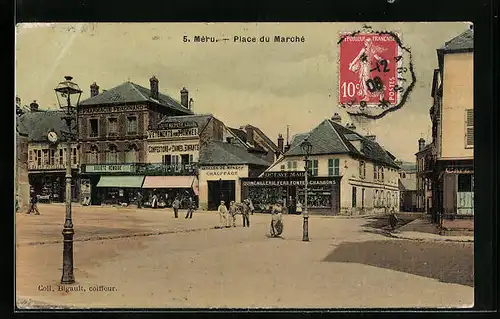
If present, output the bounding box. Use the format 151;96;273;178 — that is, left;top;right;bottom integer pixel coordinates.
310;159;318;176
359;161;366;179
328;158;340;176
106;144;118;163
127;116;138;135
465;109;473;148
108;118;118;136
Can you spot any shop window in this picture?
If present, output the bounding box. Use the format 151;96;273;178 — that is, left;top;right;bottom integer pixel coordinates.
359;161;366;179
352;187;357;208
127;116;138;135
458;174;473;192
89;119;99;137
162;155;171;165
465;109;474;148
106;144;118;163
108;118;118;136
328;158;340;176
125;144;138;163
309;159;318;176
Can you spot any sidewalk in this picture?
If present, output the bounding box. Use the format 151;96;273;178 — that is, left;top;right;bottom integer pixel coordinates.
389;218;474;243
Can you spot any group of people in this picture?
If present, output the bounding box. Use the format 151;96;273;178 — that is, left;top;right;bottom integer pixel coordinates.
217;198;254;228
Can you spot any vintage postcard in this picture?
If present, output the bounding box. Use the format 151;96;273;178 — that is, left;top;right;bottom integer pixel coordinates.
15;22;474;309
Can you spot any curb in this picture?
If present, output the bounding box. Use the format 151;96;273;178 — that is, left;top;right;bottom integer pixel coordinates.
386;231;474;243
19;226;216;247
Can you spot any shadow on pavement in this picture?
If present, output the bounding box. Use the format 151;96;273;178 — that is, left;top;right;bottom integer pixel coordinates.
323;240;474;287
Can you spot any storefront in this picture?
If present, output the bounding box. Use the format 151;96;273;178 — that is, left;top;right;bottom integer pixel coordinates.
141;175;199;208
432;160;474;219
241;171;341;215
28;171;79;203
198;165;249;210
81;163;141;205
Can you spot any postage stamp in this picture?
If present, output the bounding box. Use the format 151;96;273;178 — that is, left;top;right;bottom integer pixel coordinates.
15;22;474;310
338;28;416;119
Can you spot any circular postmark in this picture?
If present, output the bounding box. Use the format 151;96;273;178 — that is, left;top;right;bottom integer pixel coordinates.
337;26;416;120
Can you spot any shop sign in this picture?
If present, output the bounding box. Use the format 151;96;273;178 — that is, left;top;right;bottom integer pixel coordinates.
157;121;198;130
200;165;246;177
79;105;145;114
147;127;199;139
242;180;336;187
148;143;200;153
84;164;135;173
445;167;474;174
200;165;245;171
262;171;305;178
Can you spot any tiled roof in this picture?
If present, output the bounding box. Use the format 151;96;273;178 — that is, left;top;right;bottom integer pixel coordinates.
16;110;77;142
441;29;473;52
284;119;399;168
399;178;416;191
80;81;193;115
157;114;213;132
228;127;248;143
399;161;417;172
199;141;272;167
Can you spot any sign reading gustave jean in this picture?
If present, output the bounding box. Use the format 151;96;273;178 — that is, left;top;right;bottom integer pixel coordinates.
338;29;415;120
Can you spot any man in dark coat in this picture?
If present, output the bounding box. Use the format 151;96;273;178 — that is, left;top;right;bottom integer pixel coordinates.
185;197;195;219
27;192;40;215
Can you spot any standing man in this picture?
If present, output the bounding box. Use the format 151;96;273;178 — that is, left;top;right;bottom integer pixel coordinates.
27;191;40;215
217;200;228;228
172;197;180;218
247;197;255;215
228;201;238;227
136;191;144;209
241;199;251;227
185;196;195;219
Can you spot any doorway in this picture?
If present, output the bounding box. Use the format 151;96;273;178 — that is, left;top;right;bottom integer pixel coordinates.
207;180;236;210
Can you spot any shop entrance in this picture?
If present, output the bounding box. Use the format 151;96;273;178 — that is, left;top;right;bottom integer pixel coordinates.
207;180;235;210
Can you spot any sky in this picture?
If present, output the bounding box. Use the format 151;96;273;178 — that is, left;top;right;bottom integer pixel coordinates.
15;22;470;162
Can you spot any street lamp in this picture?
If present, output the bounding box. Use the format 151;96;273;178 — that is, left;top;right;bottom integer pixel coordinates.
300;137;312;242
55;76;82;284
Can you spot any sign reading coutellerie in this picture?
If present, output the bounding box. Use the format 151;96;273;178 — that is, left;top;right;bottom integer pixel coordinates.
84;164;135;173
242;180;336;186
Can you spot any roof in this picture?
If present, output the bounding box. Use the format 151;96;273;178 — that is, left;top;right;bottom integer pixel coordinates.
228;127;248;143
244;124;279;151
199;141;272;167
80;81;193;115
16;110;77;142
284;119;399;168
415;143;433;155
399;161;417;172
441;29;473;52
157;114;213;132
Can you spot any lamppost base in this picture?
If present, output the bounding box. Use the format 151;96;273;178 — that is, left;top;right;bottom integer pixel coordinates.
302;216;309;242
61;227;75;284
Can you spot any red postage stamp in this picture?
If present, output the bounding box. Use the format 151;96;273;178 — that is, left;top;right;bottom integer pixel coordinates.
339;32;401;108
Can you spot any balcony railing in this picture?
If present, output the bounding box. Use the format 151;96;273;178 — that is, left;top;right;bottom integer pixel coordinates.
28;162;79;171
81;162;198;176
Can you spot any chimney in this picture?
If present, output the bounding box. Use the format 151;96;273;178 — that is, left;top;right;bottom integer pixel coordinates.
149;75;159;100
246;126;255;145
30;100;39;112
348;123;356;130
180;87;189;108
418;138;425;152
366;135;376;142
331;112;342;123
188;98;194;111
90;82;99;97
277;134;284;153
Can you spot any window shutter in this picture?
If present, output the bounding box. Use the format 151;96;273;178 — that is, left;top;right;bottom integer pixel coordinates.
328;158;333;176
466;109;474;147
334;158;340;176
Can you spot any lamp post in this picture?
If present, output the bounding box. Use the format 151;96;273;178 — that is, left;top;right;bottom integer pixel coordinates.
55;76;82;284
300;137;312;242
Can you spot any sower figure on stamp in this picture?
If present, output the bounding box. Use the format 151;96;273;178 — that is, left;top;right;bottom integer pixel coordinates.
241;199;251;227
228;201;238;227
269;201;284;237
185;197;195;219
217;200;228;228
172;197;180;218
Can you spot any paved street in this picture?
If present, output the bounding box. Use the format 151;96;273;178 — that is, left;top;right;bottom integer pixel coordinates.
16;204;473;309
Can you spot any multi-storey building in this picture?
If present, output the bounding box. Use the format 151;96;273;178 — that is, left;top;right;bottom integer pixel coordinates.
397;160;417;212
241;113;401;215
427;28;474;222
17;101;80;203
228;125;280;163
415;138;433;214
77;76;193;205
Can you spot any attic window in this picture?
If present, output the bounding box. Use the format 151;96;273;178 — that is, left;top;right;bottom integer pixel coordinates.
226;137;233;143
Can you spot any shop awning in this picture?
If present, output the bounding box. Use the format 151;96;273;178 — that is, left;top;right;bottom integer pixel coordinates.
96;176;145;188
142;176;198;189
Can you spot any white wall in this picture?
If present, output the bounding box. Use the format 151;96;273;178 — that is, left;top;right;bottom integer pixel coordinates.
198;165;249;209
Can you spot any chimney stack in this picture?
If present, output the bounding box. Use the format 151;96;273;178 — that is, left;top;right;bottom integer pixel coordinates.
90;82;99;97
418;138;426;152
366;135;376;142
188;98;194;111
348;123;356;130
30;100;39;112
277;134;284;153
149;75;159;100
180;87;189;108
331;113;342;123
245;126;254;145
